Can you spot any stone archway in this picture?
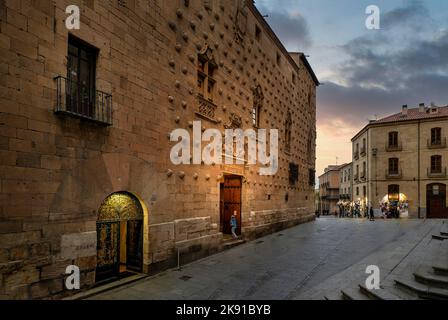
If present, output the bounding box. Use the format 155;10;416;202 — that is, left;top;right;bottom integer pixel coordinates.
96;191;144;282
48;153;161;284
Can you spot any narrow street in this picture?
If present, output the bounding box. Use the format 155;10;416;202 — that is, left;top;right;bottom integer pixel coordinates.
88;218;441;300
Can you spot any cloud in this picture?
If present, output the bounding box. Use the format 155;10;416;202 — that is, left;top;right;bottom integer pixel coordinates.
318;1;448;129
255;4;312;49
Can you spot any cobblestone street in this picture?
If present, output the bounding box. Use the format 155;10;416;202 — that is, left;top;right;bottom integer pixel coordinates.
88;218;443;300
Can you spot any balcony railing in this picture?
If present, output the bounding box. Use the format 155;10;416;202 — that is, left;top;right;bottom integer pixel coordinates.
354;151;359;160
360;171;366;181
386;169;402;179
427;137;447;149
427;167;447;178
385;142;402;152
353;172;359;181
196;94;217;121
360;146;366;156
54;76;112;125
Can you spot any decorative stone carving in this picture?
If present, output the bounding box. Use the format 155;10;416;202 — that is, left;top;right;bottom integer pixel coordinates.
197;95;217;120
224;113;242;129
168;21;177;31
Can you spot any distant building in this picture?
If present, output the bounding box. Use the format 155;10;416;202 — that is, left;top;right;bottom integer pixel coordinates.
339;162;352;201
318;164;346;215
351;103;448;218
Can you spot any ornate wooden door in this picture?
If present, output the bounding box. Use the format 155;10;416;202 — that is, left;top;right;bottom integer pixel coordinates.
222;176;242;235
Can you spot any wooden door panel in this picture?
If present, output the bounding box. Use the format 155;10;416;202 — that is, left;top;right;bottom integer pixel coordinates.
427;184;447;218
222;176;242;235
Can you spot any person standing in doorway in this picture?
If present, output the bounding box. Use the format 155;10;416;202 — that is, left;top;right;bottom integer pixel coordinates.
230;211;238;239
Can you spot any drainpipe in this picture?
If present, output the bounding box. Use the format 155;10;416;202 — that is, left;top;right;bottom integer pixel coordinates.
418;121;421;219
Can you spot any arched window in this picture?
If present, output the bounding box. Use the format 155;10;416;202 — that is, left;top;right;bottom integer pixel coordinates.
388;185;400;202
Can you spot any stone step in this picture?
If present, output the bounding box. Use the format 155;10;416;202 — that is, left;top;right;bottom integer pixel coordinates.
432;234;448;241
341;287;370;300
432;265;448;277
394;278;448;300
358;284;401;300
66;274;147;300
324;291;343;300
222;239;245;249
383;283;420;300
414;271;448;289
440;222;448;236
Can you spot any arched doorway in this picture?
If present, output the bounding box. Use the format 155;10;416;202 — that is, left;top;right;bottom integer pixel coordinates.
96;191;144;282
427;183;447;218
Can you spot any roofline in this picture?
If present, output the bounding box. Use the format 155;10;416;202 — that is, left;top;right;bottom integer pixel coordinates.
318;165;344;177
247;2;320;86
351;114;448;142
338;162;352;169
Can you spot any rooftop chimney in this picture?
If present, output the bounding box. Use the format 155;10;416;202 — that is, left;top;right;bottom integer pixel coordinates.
402;104;408;116
419;103;425;113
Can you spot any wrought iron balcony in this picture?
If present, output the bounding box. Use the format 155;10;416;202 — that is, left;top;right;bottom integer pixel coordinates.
54;76;112;125
385;142;402;152
427;138;447;149
427;167;447;178
360;146;366;156
360;171;366;181
386;169;402;179
196;94;217;122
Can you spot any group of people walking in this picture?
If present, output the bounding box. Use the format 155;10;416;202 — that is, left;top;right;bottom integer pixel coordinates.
335;202;375;221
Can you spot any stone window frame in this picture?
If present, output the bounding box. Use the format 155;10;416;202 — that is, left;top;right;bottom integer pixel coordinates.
197;45;217;103
388;157;399;174
388;131;399;147
284;110;292;153
431;155;442;173
431;127;442;145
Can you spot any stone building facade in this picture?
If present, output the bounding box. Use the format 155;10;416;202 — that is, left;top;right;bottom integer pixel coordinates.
351;104;448;218
318;164;343;215
339;162;352;201
0;0;318;299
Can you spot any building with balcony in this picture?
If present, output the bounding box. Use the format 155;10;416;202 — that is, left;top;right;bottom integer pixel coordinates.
0;1;318;298
351;103;448;219
339;162;352;201
318;164;346;215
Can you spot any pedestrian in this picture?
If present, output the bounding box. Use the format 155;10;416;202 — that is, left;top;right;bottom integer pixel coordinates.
230;211;238;239
369;206;375;221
